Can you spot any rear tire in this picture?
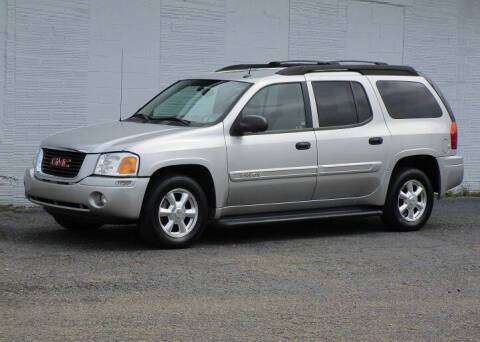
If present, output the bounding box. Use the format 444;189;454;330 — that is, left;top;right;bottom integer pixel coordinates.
382;168;434;231
138;175;208;248
52;214;102;231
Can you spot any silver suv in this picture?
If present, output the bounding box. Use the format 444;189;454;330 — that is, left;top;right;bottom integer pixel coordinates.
25;60;464;248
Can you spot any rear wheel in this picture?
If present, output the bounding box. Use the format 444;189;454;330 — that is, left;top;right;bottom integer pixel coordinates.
138;175;208;248
52;214;102;231
382;168;434;231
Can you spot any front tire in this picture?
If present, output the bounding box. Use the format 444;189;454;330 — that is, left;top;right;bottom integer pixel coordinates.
382;168;434;231
138;175;208;248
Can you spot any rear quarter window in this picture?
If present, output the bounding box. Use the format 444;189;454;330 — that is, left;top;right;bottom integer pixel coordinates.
376;80;442;119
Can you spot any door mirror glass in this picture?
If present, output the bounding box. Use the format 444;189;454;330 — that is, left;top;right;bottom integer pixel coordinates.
233;115;268;134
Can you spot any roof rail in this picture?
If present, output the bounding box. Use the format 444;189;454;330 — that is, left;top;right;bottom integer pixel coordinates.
330;60;388;65
215;60;418;76
276;64;418;76
268;60;336;66
216;60;337;72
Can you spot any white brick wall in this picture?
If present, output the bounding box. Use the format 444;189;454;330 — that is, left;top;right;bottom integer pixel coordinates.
1;0;479;205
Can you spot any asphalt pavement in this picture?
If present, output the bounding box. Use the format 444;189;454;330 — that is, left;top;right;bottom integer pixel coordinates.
1;198;479;341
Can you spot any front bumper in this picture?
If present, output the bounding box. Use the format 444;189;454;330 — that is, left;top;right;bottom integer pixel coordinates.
24;168;149;221
437;155;464;196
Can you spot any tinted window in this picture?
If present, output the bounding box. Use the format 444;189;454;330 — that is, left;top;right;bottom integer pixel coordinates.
313;81;371;127
240;83;307;132
351;82;373;123
377;81;442;119
422;75;456;121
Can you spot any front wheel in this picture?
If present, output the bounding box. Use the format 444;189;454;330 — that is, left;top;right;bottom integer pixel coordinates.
382;168;434;231
138;175;208;248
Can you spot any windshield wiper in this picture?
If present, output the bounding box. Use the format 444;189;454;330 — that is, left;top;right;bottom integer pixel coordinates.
130;113;152;122
150;116;191;126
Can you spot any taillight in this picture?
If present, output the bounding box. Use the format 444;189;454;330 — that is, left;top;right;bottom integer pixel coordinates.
450;122;458;150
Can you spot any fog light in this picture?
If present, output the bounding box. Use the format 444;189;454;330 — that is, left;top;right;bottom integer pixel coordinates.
89;192;106;208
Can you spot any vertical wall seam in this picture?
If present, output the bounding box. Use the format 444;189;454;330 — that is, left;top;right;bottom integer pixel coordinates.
402;5;406;64
288;0;291;59
0;0;6;142
158;0;162;91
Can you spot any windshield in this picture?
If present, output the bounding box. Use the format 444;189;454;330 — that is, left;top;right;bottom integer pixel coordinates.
132;79;251;125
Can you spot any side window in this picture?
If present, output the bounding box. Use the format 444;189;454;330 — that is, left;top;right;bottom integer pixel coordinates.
312;81;372;127
376;80;442;119
240;83;307;132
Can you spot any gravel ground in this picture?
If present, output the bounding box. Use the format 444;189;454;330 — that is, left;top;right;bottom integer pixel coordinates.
1;198;479;341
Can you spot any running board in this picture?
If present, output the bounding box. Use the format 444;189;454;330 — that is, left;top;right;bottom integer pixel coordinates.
217;207;383;227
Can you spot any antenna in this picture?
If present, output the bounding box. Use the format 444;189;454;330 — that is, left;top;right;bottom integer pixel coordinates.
119;48;124;121
243;65;252;79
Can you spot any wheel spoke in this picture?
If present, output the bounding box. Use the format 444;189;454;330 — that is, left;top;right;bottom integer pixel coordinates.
159;207;173;216
179;192;189;207
167;192;177;206
185;208;196;217
407;208;415;220
178;221;187;233
164;220;174;232
399;191;409;200
407;181;414;194
415;201;425;210
399;203;408;214
414;187;423;197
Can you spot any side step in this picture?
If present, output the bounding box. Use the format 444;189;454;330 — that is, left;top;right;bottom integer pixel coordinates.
217;207;383;227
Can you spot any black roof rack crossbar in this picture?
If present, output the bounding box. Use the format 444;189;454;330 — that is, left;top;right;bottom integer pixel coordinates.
276;64;418;76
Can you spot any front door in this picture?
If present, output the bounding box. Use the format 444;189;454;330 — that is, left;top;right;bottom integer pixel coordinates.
225;82;317;206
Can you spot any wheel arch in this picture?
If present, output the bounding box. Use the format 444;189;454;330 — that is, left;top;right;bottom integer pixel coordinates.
145;163;218;219
389;154;441;193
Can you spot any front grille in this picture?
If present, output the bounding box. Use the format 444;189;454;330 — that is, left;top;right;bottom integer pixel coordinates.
41;149;86;178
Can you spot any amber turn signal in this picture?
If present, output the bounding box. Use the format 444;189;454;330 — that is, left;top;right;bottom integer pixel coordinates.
118;157;138;175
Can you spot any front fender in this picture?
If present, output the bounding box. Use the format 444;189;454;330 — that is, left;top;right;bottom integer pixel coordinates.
140;157;228;209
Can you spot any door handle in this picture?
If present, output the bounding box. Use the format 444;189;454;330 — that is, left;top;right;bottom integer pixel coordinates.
369;137;383;145
295;142;311;150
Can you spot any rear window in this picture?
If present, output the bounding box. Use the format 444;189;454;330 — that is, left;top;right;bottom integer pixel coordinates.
376;81;442;119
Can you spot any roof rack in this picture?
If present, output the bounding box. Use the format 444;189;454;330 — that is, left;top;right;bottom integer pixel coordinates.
331;60;388;65
215;60;418;76
276;64;418;76
216;60;336;72
268;60;335;66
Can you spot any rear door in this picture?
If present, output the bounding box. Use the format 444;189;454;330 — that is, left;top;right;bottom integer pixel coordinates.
305;74;390;200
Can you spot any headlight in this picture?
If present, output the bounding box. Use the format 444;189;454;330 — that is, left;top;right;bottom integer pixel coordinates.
94;152;139;176
34;148;44;172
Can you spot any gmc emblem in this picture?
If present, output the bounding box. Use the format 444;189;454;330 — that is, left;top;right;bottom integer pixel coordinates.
50;157;71;168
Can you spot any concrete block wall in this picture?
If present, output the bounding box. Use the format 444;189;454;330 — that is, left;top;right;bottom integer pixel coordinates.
0;0;6;144
0;0;479;205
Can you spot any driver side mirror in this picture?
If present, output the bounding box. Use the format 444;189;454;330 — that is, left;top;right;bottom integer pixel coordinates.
232;115;268;135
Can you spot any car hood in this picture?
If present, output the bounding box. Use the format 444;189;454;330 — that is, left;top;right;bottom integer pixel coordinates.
41;121;189;153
